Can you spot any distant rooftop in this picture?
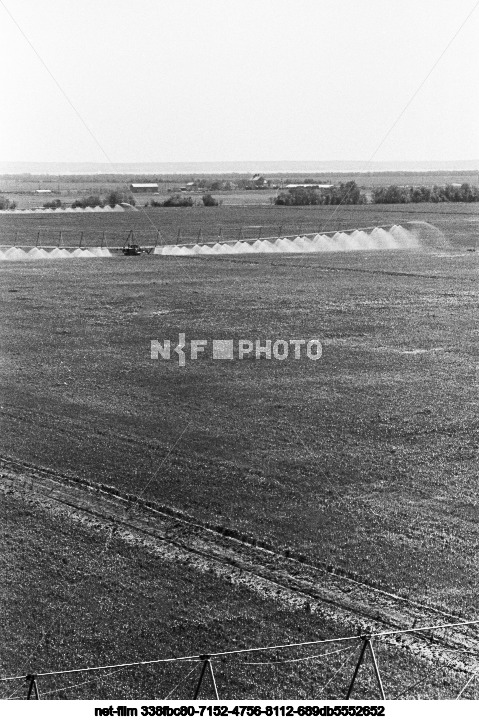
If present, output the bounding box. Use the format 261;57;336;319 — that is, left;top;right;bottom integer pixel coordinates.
285;183;333;189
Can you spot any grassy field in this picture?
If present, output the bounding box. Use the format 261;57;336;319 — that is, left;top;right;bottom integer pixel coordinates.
2;489;471;700
0;243;477;616
0;203;477;248
1;201;477;698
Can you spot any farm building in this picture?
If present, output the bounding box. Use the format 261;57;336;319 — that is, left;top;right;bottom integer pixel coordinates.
285;183;333;189
252;174;268;187
130;183;159;193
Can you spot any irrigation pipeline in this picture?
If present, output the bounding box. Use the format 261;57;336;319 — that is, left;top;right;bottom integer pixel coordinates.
0;224;391;250
165;225;396;247
0;221;442;250
0;619;478;683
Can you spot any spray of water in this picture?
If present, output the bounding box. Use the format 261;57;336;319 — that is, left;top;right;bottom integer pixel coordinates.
0;223;449;262
0;205;125;215
0;247;112;261
153;223;448;256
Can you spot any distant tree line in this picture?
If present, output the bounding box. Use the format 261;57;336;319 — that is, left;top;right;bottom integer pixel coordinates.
275;181;367;206
150;194;194;208
67;191;136;209
43;198;63;209
42;191;218;209
150;193;219;207
275;181;479;206
372;183;479;203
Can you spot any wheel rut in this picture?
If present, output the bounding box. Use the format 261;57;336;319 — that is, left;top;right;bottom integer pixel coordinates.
1;454;477;675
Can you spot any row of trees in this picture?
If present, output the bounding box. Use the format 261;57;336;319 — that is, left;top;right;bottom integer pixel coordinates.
372;183;479;204
30;190;138;209
151;194;193;208
150;193;219;208
275;181;367;206
275;181;479;206
70;190;136;208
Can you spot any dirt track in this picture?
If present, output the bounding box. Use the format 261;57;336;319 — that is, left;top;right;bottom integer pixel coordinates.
1;454;477;676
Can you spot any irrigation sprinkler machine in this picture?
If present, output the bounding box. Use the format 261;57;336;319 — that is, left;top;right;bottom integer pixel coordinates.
122;232;153;256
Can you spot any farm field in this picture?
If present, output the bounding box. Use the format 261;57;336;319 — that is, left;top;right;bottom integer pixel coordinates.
3;484;473;700
0;243;477;617
1;200;478;699
0;203;478;248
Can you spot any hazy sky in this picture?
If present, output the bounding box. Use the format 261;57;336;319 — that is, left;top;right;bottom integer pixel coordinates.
1;0;477;163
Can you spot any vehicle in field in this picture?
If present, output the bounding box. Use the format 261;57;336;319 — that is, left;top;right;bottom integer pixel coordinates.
122;243;143;255
122;232;153;255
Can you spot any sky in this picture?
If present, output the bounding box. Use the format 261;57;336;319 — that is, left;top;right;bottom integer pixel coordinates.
0;0;478;165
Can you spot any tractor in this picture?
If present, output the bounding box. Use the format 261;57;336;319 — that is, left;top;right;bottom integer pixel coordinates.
122;232;153;256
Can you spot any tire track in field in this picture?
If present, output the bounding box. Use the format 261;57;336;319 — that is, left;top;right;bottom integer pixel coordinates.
1;454;477;676
211;255;469;280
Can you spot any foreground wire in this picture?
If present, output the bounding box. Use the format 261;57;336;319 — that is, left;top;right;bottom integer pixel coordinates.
164;663;201;700
456;670;478;700
1;618;478;683
315;642;362;698
241;644;356;666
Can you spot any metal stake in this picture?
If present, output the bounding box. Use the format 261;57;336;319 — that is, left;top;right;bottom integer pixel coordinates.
193;655;220;700
26;674;40;699
208;659;219;700
79;231;84;248
368;640;386;700
346;637;386;701
101;230;106;248
345;637;369;699
36;231;41;247
193;658;208;699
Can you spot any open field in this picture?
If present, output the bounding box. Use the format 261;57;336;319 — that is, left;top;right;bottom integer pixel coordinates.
2;466;477;700
4;476;477;701
0;247;477;605
1;205;477;698
0;203;478;248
